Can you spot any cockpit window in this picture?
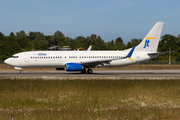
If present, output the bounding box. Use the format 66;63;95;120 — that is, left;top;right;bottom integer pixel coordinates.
10;56;18;58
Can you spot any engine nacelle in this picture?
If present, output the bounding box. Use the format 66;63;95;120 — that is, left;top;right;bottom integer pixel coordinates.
65;63;83;71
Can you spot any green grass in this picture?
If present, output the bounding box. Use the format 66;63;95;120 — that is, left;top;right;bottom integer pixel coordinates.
0;79;180;119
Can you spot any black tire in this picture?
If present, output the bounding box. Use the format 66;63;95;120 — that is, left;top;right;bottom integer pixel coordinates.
20;70;24;74
87;69;93;74
81;69;86;74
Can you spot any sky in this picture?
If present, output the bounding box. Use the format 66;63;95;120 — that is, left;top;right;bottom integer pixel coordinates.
1;0;180;44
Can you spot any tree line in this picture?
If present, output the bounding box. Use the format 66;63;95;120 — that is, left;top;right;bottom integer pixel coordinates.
0;30;180;61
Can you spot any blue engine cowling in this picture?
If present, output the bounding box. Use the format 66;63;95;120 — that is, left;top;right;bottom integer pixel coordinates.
65;63;83;71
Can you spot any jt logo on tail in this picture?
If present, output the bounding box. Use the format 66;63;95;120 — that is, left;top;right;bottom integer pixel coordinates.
143;39;150;48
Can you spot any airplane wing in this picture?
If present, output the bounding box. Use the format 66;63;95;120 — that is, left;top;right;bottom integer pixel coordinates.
80;58;117;67
80;46;136;68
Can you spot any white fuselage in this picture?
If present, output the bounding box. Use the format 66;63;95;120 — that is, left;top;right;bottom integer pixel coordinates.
4;50;157;68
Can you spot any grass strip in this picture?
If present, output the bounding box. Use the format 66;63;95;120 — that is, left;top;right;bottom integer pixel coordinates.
0;78;180;119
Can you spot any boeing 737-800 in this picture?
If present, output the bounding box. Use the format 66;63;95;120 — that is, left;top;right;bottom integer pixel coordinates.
4;22;164;74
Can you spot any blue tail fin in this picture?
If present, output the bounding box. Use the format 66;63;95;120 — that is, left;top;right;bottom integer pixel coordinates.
126;46;136;58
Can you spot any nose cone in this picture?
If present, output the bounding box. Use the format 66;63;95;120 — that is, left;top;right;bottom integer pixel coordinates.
4;58;10;65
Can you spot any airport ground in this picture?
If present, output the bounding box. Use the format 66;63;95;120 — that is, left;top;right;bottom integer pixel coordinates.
1;64;180;119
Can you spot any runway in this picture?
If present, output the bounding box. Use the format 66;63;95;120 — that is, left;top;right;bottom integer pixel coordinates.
1;70;180;80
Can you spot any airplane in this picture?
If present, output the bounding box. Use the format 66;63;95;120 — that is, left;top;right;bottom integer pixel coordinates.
4;22;164;74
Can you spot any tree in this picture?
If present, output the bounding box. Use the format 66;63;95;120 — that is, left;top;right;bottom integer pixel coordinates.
95;36;105;50
89;34;97;48
74;36;87;49
9;32;15;37
2;33;21;58
0;32;5;40
46;35;54;47
111;40;115;47
16;30;28;48
0;32;5;58
16;30;27;39
69;38;75;49
85;34;106;50
54;31;65;46
158;34;178;52
28;31;38;40
115;37;126;50
32;33;48;50
158;34;179;61
127;38;142;48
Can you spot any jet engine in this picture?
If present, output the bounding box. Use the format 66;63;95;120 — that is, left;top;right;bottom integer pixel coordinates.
65;63;83;71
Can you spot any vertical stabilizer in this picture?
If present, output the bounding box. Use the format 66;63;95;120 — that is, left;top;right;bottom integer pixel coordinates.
135;22;164;52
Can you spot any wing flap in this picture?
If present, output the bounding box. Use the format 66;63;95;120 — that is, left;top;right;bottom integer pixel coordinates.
81;59;114;67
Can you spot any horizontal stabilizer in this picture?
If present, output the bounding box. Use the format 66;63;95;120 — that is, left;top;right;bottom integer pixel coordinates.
148;51;175;55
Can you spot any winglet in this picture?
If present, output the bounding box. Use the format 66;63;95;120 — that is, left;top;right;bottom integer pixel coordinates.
126;46;136;58
87;45;92;51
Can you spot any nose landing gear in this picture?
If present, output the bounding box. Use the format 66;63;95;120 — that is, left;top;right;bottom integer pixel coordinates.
20;70;24;74
14;67;23;74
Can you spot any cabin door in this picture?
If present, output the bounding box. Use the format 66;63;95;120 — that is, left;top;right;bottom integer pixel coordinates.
24;53;29;62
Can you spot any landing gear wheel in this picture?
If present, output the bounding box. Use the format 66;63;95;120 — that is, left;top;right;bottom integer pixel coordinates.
87;69;93;74
20;70;24;74
81;69;86;74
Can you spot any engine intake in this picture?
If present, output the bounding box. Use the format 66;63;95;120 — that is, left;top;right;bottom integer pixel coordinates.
65;63;83;71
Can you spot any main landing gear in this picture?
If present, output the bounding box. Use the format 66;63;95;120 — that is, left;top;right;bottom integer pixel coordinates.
87;69;93;74
81;69;93;74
